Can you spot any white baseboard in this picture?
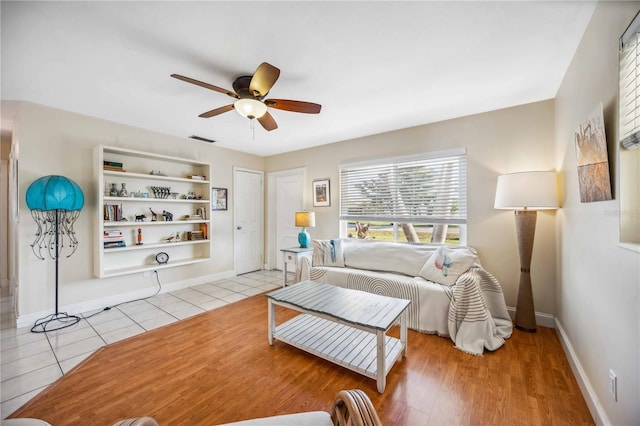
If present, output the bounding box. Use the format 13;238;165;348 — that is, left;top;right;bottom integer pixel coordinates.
16;269;236;328
554;318;610;425
506;306;555;328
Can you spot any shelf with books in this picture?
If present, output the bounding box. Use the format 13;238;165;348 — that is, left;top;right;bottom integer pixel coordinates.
96;145;212;278
103;239;210;252
103;219;209;227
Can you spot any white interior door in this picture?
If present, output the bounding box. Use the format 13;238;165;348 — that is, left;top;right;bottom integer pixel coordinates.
275;172;304;270
234;168;264;275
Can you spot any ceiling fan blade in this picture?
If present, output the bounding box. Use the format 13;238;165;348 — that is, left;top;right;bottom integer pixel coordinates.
199;104;234;118
171;74;238;98
257;111;278;131
249;63;280;97
265;99;321;114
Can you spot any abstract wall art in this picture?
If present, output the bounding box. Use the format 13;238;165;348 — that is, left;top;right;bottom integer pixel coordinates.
574;103;613;202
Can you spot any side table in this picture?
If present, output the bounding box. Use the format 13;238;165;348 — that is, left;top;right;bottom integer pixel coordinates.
280;247;313;287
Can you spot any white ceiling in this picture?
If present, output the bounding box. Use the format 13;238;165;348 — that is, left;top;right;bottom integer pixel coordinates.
1;1;596;157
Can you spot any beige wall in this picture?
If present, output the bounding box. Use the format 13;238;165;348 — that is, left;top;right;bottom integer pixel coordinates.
11;99;559;318
554;2;639;424
13;101;264;318
266;99;558;314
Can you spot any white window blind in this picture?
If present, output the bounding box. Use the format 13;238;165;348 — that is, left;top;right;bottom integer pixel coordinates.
620;13;640;150
340;150;467;224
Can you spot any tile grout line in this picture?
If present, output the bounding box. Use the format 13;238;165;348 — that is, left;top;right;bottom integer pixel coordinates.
79;314;109;347
42;331;65;377
114;304;173;332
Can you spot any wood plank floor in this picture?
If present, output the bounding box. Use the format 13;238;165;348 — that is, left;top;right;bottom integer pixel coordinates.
10;291;593;425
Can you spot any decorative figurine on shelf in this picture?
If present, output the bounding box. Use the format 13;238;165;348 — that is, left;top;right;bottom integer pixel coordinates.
175;232;181;242
186;190;196;200
150;186;171;199
110;183;118;197
136;228;143;245
118;183;128;197
196;207;206;221
134;213;146;222
166;234;175;242
162;210;173;221
149;208;158;222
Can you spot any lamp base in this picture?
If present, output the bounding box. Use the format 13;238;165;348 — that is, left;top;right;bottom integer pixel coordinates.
514;210;537;333
31;312;81;333
298;228;311;248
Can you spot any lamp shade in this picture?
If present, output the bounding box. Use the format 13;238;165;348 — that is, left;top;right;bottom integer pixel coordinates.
26;175;84;211
494;171;558;210
295;211;315;227
234;98;268;119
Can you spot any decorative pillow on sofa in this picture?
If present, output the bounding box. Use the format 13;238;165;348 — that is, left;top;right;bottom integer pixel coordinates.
419;246;478;286
343;239;434;277
312;239;345;267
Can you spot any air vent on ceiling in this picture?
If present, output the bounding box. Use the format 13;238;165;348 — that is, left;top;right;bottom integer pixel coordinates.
189;135;216;144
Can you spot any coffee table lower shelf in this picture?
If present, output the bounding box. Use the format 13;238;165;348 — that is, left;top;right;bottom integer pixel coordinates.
273;314;405;388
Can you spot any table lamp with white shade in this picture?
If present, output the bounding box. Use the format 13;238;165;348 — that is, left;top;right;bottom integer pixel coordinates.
494;171;558;332
295;211;315;248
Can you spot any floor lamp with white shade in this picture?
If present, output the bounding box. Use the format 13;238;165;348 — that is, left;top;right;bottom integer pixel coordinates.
494;171;559;332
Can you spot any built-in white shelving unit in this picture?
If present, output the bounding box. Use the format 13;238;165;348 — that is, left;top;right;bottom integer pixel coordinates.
95;145;212;278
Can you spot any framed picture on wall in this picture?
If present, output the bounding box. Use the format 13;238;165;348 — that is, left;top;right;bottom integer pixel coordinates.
312;179;331;207
211;187;228;211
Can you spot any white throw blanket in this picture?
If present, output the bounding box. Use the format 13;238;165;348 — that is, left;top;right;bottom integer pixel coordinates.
447;266;512;354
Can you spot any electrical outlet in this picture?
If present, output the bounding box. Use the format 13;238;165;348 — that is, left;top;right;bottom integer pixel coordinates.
609;369;617;401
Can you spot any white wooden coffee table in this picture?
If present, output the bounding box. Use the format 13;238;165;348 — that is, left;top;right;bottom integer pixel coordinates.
266;280;410;393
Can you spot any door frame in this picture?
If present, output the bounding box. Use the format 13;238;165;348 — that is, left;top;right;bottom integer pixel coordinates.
0;160;8;288
267;167;306;270
233;166;264;274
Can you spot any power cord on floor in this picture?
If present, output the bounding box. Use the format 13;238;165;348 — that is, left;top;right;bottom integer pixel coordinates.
82;270;162;320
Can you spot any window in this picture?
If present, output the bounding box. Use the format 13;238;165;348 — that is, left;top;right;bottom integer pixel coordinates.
339;149;467;244
619;11;640;248
620;14;640;149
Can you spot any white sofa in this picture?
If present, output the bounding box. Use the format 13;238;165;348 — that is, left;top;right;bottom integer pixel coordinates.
299;238;513;355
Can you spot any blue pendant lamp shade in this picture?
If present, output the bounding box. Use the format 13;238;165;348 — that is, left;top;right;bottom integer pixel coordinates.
26;175;84;211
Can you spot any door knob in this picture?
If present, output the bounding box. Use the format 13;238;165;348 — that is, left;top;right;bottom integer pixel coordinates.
237;226;242;230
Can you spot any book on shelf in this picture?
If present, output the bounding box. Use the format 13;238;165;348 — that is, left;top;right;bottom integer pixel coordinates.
104;241;126;248
103;237;125;243
187;231;205;241
103;160;123;167
104;204;123;222
103;165;125;172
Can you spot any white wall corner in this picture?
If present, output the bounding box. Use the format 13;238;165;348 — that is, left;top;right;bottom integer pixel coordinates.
555;318;611;426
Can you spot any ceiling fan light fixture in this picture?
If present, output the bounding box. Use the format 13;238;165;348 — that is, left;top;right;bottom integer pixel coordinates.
234;98;267;119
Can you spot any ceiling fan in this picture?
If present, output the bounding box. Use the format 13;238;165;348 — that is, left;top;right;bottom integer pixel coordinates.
171;62;321;131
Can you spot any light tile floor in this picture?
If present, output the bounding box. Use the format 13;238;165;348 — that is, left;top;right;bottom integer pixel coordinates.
0;270;284;419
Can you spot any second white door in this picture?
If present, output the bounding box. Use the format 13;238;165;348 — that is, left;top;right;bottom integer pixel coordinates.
234;168;264;275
